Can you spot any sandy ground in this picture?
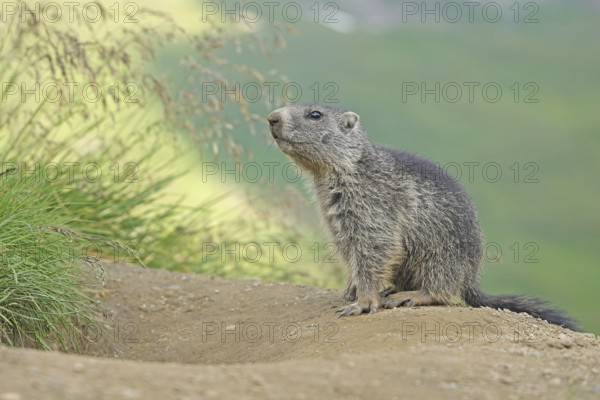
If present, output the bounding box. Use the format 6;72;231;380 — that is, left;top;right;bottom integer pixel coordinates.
0;263;598;400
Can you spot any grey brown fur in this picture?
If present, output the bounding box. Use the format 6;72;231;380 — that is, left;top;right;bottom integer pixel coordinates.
268;104;577;330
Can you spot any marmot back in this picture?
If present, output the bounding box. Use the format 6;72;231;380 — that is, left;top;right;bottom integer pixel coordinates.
268;104;577;331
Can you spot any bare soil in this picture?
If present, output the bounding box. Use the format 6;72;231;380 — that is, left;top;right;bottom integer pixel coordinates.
0;263;598;400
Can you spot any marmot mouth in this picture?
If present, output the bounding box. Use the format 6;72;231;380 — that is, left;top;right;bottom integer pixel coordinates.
272;134;290;143
270;126;305;144
272;136;307;145
269;125;289;141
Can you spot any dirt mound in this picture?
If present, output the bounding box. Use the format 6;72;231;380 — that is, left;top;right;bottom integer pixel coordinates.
1;263;598;399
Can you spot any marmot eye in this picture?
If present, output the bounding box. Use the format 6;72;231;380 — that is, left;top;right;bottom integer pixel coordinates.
309;111;322;120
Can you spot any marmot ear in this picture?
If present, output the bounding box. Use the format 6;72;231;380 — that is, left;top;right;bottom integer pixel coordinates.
340;112;359;134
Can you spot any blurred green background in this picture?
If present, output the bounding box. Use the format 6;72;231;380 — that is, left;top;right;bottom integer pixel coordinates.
151;0;599;331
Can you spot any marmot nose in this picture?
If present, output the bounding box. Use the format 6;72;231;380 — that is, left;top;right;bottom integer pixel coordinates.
267;111;281;127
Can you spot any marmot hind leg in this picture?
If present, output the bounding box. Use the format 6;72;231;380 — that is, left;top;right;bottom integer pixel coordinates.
379;287;398;297
380;290;440;308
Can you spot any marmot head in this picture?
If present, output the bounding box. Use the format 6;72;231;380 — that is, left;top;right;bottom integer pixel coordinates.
267;104;368;173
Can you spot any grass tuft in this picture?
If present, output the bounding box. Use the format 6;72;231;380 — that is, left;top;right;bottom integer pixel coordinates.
0;2;312;350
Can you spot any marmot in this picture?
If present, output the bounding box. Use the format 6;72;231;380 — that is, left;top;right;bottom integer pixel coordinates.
268;104;577;331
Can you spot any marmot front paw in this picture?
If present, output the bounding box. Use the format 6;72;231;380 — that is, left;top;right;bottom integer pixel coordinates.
337;293;380;316
343;283;357;302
